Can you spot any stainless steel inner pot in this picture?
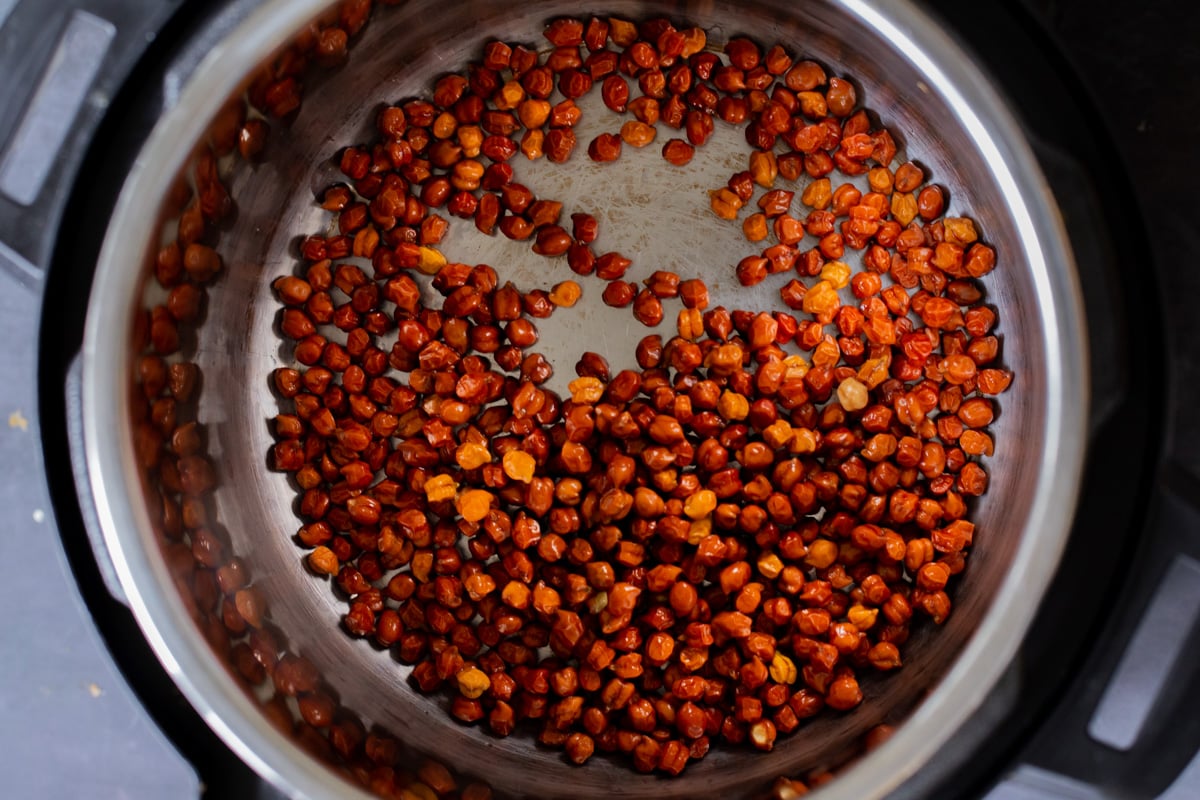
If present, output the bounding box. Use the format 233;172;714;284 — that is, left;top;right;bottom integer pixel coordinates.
80;0;1088;797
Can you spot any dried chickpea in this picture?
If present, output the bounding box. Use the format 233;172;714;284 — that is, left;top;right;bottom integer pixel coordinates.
679;279;710;310
891;192;917;226
756;422;788;451
769;653;797;684
944;217;978;245
457;442;491;470
805;539;838;569
802;178;832;209
757;553;783;579
960;430;994;456
566;732;595;764
308;546;338;576
456;489;493;522
718;391;749;421
710;188;744;220
819;260;851;290
847;604;879;630
837;378;869;412
750;719;777;751
503;450;537;483
620;120;657;147
801;280;839;317
456;667;491;699
662;138;695;166
826;675;863;711
569;376;605;404
790;428;819;454
417;246;447;275
683;490;717;520
743;213;770;242
783;355;810;379
522;128;545;160
424;474;458;502
749;150;778;188
550;280;582;307
687;517;712;545
867;166;894;194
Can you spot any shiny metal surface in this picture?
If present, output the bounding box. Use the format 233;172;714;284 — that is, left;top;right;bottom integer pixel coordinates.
81;0;1088;798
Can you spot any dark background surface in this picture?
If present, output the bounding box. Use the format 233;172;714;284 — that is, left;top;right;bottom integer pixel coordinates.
1036;0;1200;483
0;0;1197;798
938;0;1200;796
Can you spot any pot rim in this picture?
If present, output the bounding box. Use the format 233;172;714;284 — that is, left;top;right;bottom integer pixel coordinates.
80;0;1089;798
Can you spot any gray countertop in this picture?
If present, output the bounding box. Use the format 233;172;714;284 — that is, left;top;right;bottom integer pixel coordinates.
0;249;198;798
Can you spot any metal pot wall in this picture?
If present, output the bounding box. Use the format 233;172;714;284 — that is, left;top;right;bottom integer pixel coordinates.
79;0;1088;797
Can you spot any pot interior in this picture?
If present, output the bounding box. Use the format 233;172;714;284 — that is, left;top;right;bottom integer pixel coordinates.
93;0;1078;797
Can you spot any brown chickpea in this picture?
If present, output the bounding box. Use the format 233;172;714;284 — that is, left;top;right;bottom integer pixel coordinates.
250;15;1011;778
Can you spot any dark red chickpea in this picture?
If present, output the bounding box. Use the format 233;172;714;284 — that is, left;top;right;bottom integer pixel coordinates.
252;17;1009;777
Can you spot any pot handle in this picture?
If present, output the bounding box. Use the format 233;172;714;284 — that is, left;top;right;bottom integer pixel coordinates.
65;353;130;607
1028;137;1128;440
987;476;1200;799
0;0;189;289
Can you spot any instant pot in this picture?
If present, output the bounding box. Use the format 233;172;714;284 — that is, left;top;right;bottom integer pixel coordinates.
2;0;1198;797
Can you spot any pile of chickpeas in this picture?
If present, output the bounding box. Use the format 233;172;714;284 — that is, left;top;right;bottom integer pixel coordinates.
270;12;1011;776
